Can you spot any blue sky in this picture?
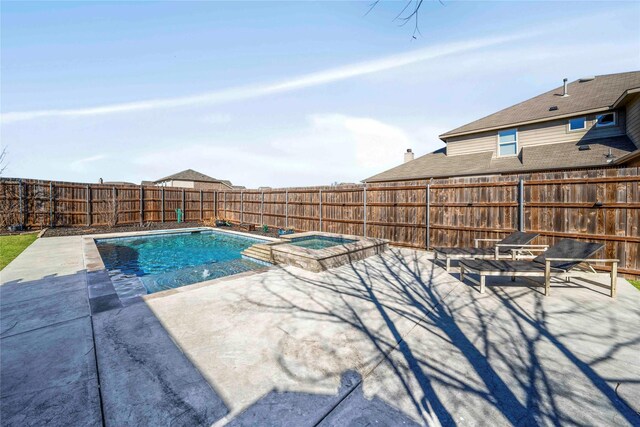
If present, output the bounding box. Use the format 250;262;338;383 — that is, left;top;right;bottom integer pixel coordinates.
2;1;639;187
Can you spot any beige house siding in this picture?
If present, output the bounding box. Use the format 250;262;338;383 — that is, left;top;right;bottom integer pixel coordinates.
519;111;625;147
445;132;496;156
161;179;196;188
625;94;640;147
156;179;230;190
446;109;626;157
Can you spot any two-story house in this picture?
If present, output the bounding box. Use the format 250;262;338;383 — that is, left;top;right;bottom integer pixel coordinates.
364;71;640;183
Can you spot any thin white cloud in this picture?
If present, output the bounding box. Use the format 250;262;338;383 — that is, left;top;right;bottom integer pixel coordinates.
131;114;416;187
306;114;413;169
70;154;108;171
1;34;529;124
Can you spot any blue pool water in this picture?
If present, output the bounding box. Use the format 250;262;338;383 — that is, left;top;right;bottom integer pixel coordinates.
289;235;356;250
96;230;267;298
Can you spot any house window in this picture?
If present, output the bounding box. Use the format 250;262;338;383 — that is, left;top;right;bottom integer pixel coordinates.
568;117;586;131
498;129;518;156
596;112;616;127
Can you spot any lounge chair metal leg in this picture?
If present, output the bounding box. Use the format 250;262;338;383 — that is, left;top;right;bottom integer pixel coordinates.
460;265;465;282
446;257;450;272
611;262;617;298
544;261;551;296
511;276;515;282
480;275;486;293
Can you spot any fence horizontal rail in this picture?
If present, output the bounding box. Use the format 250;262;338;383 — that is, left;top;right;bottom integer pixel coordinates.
524;202;640;208
524;176;640;185
528;230;640;243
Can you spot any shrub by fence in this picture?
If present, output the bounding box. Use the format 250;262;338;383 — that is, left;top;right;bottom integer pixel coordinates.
1;166;638;276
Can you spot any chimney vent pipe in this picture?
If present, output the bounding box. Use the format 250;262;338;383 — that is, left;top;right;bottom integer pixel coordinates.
562;78;569;97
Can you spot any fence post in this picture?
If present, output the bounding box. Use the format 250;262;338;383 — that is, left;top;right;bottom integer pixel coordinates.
518;178;524;231
161;187;165;223
240;191;244;224
319;190;322;232
214;191;218;219
112;186;117;225
49;181;54;227
285;190;289;229
363;186;367;237
199;190;203;221
86;185;91;226
139;186;144;226
426;184;431;249
182;189;185;221
261;192;264;225
224;192;227;219
18;179;24;226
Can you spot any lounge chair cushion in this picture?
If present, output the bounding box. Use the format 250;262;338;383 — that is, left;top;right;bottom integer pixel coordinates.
460;259;566;273
496;232;539;254
532;239;603;270
461;239;605;274
435;231;539;257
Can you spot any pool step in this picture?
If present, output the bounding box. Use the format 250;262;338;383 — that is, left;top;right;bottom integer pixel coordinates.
242;243;274;264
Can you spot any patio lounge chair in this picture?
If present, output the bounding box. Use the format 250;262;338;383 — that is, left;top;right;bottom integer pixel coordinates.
434;231;542;271
459;239;619;297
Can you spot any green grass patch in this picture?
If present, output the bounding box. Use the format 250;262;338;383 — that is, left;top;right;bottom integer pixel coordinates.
0;233;38;270
629;280;640;291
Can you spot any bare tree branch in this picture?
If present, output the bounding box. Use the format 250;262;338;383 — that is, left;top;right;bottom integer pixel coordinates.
368;0;443;39
364;0;381;17
0;146;8;176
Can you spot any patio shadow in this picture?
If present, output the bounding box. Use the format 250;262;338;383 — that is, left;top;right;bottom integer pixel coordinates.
239;248;640;426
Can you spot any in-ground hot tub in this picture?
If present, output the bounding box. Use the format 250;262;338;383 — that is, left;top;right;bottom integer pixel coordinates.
256;231;388;272
288;235;357;250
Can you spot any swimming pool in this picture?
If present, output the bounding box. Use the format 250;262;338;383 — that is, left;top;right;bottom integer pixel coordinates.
96;230;268;299
289;235;357;250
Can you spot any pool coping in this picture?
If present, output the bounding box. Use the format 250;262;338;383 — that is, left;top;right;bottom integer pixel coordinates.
81;227;280;313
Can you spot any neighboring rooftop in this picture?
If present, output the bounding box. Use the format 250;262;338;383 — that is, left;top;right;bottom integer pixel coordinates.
102;181;136;186
364;136;637;182
440;71;640;139
154;169;232;186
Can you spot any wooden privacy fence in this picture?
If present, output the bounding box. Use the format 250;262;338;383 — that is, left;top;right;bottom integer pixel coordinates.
0;181;217;228
1;166;638;276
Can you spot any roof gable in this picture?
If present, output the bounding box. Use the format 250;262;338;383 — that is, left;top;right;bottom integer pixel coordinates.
440;71;640;139
155;169;223;183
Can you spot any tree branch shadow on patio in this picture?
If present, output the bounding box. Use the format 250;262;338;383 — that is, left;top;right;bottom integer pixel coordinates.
8;248;636;426
235;248;640;426
96;299;424;427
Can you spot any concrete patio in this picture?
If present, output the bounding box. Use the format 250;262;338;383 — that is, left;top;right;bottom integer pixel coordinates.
1;235;639;426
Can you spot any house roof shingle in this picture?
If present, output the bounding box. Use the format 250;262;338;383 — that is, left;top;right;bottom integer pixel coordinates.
155;169;228;184
363;136;637;182
440;71;640;139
